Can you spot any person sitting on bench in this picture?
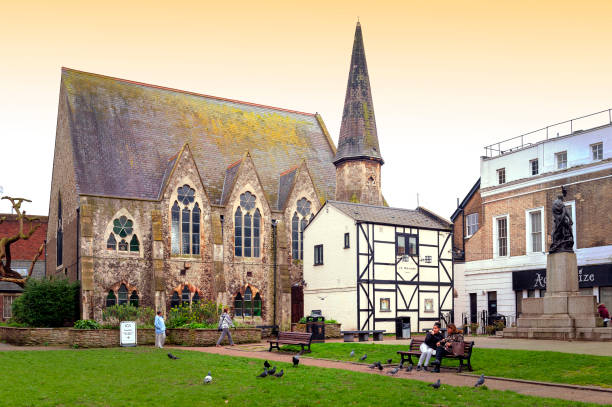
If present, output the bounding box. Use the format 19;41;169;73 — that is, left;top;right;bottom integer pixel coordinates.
417;322;444;371
430;323;464;373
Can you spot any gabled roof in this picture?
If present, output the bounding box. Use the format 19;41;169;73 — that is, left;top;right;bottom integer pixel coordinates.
60;68;337;209
220;158;243;205
450;178;481;222
334;22;383;165
277;165;299;210
326;201;451;230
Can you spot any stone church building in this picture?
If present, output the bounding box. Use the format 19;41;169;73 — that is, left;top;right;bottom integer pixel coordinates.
46;22;386;329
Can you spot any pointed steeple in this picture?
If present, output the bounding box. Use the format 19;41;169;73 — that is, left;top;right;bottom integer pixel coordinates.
333;22;383;166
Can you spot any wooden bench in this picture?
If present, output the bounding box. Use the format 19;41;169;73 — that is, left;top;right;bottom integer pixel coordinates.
341;330;386;342
396;337;475;372
268;331;313;353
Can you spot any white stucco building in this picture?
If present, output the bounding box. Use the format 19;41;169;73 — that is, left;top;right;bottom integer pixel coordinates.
303;201;453;334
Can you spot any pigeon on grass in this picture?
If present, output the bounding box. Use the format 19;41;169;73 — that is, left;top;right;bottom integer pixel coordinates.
474;374;485;387
429;379;441;389
257;368;268;378
274;369;284;378
292;355;300;367
368;363;377;369
377;362;383;371
204;371;212;384
360;354;367;361
386;359;393;364
405;365;413;372
349;350;355;357
387;367;400;375
264;360;271;369
167;353;179;360
268;366;277;376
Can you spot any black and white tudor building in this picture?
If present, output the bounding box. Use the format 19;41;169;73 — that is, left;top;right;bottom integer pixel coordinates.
303;201;454;334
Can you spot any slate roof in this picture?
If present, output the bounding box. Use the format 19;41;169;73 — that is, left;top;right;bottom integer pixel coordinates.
334;22;383;165
277;166;298;210
60;68;337;208
327;201;451;230
0;282;23;293
220;159;243;206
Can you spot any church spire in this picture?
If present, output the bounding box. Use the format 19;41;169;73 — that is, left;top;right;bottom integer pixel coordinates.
333;21;383;166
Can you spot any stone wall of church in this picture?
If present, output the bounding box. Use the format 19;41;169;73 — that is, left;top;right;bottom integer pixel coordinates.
335;159;382;206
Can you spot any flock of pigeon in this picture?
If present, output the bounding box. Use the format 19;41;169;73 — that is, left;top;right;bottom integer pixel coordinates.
167;351;486;390
353;351;486;390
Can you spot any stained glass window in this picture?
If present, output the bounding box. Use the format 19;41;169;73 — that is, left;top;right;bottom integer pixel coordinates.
107;234;116;250
171;201;180;255
182;207;191;255
118;284;128;305
177;185;195;205
292;212;299;259
192;204;200;255
129;235;139;252
234;207;242;256
106;291;116;307
296;198;311;216
292;198;311;260
170;291;180;308
300;218;307;260
118;239;128;251
253;293;262;316
130;291;139;307
253;209;261;258
113;216;133;238
244;287;252;317
240;191;256;211
244;213;252;257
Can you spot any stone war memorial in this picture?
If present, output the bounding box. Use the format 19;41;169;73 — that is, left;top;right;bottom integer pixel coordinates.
504;191;609;341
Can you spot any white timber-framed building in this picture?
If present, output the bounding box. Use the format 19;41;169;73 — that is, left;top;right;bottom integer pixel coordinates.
303;201;454;334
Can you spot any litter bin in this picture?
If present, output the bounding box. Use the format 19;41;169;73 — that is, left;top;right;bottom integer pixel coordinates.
395;317;411;339
306;315;325;343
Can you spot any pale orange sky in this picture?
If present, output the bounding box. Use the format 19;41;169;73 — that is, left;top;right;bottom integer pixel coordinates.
2;0;612;217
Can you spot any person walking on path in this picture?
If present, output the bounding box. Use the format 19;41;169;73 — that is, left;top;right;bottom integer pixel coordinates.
430;323;464;373
216;308;235;347
154;310;166;348
598;303;610;327
417;322;444;371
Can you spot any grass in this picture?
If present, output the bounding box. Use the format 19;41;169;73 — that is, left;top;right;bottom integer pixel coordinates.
280;342;612;388
0;348;601;407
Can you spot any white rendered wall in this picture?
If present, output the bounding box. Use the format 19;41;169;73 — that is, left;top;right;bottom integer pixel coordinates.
453;263;466;324
481;125;611;189
303;205;357;328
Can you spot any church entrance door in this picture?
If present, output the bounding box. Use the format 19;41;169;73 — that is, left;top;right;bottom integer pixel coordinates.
291;285;304;324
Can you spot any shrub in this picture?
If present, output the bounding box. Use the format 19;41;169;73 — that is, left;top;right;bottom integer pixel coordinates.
74;319;101;330
469;323;479;335
485;325;496;335
167;301;224;329
11;278;79;327
325;319;338;324
102;304;155;327
298;317;307;324
494;319;506;331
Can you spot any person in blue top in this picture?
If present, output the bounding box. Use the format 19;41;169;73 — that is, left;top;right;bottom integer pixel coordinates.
154;310;166;348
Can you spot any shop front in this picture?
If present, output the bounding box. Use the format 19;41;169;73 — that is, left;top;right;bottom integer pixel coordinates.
512;263;612;316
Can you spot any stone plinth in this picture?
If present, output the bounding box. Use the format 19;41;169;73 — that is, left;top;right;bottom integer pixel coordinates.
504;252;602;341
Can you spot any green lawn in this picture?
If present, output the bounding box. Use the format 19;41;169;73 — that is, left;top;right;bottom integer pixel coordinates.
280;342;612;388
0;348;600;407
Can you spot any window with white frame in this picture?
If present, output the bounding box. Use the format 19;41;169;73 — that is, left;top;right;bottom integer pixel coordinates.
526;209;544;253
466;213;479;237
556;151;567;169
530;159;539;176
591;142;603;160
494;215;509;257
497;168;506;184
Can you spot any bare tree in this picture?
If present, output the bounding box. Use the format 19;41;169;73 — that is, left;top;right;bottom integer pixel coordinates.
0;197;44;288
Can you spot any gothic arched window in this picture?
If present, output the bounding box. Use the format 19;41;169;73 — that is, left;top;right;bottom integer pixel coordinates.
181;286;190;305
233;288;262;318
192;292;200;304
118;284;128;306
129;291;139;307
171;185;200;256
234;192;260;258
106;291;117;307
292;198;311;260
107;215;139;253
57;194;63;266
170;291;180;309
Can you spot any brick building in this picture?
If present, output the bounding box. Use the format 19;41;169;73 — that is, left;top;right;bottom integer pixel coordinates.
452;111;612;329
46;23;388;329
0;214;48;320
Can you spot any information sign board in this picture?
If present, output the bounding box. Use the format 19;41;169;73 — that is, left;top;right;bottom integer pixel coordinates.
120;321;137;347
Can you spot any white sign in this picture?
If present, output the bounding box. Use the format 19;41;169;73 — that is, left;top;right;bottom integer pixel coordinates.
120;321;137;347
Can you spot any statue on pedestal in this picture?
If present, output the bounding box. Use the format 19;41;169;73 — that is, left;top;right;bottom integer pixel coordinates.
549;195;574;253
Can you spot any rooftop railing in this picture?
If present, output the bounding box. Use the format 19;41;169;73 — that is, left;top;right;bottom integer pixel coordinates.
484;109;612;158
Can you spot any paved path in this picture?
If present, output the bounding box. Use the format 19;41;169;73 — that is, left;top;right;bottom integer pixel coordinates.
179;344;611;405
